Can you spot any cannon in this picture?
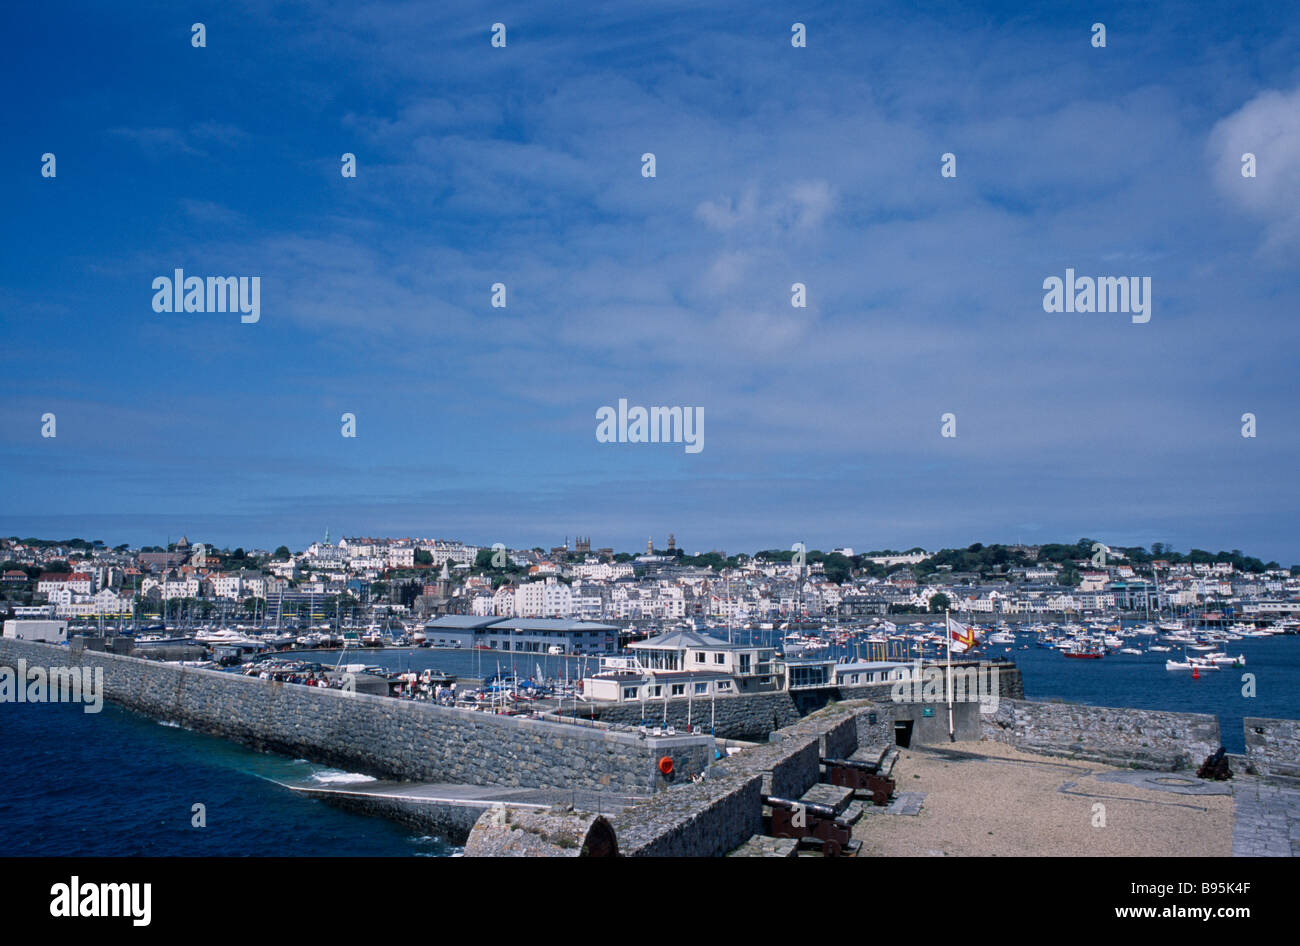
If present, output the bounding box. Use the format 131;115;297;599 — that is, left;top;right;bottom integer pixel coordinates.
1196;746;1233;781
822;757;895;805
763;795;852;856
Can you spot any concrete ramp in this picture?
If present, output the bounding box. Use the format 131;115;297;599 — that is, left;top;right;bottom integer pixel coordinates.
281;779;641;844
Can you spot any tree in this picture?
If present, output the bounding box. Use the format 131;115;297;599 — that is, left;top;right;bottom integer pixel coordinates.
929;593;950;613
274;546;291;560
414;549;433;565
822;553;852;584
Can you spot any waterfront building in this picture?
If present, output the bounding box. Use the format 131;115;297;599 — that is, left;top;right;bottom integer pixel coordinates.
2;619;68;642
419;615;618;654
579;630;783;702
583;656;739;703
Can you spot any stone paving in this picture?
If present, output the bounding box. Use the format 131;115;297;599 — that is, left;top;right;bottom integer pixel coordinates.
727;835;798;857
886;791;926;815
1094;770;1232;797
1231;778;1300;857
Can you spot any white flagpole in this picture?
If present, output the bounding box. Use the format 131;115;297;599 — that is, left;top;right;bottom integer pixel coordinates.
945;609;955;743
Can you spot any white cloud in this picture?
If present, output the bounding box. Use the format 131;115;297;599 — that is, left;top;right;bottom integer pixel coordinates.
1209;87;1300;255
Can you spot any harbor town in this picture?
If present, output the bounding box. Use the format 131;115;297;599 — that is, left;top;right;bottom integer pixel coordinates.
2;532;1297;709
2;531;1298;858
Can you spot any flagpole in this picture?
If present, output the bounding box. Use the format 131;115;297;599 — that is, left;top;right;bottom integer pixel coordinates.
945;609;955;743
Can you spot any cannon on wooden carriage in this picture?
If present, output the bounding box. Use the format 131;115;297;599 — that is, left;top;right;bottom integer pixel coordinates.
763;794;852;856
821;757;895;805
1196;746;1233;781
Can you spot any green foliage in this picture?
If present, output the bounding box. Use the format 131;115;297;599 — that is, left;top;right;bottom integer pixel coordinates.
819;552;852;583
678;551;736;569
914;543;1026;578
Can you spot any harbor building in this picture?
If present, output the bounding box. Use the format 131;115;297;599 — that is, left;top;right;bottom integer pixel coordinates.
419;615;619;654
582;630;782;704
581;630;925;703
2;619;68;643
627;630;780;693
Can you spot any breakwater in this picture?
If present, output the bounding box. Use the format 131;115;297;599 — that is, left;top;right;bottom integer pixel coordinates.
0;638;708;795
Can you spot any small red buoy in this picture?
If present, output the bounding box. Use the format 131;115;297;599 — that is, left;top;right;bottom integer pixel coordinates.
658;756;674;776
1192;668;1200;679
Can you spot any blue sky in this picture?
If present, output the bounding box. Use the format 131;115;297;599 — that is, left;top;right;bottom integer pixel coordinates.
3;1;1299;562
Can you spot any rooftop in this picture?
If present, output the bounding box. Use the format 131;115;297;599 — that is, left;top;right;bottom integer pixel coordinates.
629;630;760;652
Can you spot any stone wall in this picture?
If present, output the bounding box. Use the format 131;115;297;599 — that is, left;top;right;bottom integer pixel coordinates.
982;697;1220;770
819;710;858;760
613;770;765;857
844;699;896;752
582;690;802;740
1244;717;1300;780
608;701;873;857
0;638;707;795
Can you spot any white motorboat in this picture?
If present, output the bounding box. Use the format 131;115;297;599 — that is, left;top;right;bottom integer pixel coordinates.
1205;653;1245;666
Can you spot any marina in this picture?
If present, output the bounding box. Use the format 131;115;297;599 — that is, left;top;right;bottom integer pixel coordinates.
28;610;1292;753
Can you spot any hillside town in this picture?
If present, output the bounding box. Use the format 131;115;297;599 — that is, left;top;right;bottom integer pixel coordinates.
2;533;1297;630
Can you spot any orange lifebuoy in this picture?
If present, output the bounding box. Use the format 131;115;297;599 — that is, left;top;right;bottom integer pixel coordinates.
658;756;674;776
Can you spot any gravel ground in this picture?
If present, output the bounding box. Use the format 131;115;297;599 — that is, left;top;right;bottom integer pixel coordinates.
854;740;1233;857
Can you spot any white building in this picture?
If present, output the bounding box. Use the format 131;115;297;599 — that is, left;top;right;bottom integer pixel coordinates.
3;619;68;643
515;578;573;618
387;546;415;569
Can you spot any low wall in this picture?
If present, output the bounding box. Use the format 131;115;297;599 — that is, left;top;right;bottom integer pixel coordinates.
613;770;765;857
844;699;896;752
0;638;707;795
1244;717;1300;780
582;690;802;740
607;701;870;857
982;697;1220;771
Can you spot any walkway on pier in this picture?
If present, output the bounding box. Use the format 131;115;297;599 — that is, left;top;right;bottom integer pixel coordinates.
1231;779;1300;857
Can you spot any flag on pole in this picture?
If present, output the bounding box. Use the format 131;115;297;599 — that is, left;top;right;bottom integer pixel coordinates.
948;616;978;653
